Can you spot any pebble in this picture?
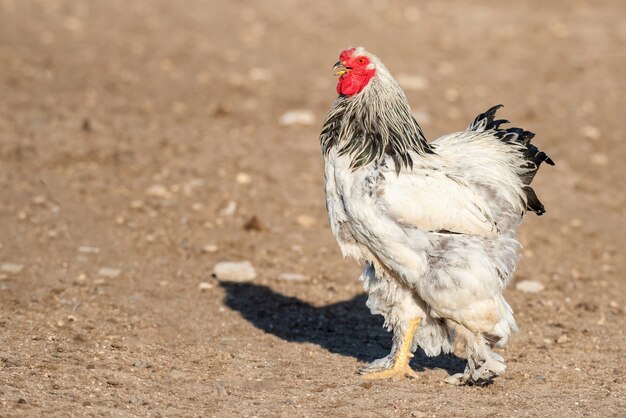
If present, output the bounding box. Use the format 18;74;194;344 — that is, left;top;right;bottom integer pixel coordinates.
98;267;122;278
296;214;316;229
278;272;307;282
248;67;272;82
78;245;100;254
278;110;315;126
556;335;569;344
218;200;237;217
202;244;219;253
396;74;429;91
198;281;214;291
580;125;600;141
444;88;460;102
129;200;144;209
132;359;152;368
590;153;608;166
145;184;172;199
32;195;47;205
243;216;264;231
213;261;256;282
515;280;545;293
182;178;206;196
1;263;24;274
128;396;148;406
212;382;228;396
236;172;252;185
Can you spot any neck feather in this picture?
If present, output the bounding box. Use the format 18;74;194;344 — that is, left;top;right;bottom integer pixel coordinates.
320;74;432;172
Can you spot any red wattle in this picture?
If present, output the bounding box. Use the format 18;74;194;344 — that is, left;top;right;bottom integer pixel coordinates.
336;69;376;97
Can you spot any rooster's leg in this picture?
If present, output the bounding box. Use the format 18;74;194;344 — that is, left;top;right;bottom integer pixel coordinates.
360;318;420;380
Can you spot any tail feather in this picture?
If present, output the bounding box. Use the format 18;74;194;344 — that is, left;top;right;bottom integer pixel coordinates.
469;105;554;216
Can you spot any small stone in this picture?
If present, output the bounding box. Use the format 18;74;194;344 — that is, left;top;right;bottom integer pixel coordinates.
278;110;315;126
296;214;316;229
515;280;545;293
548;19;569;38
129;200;144;209
198;282;214;291
243;216;265;231
32;195;47;205
218;200;237;217
444;88;460;102
278;272;307;282
248;67;272;82
63;16;84;33
1;263;24;274
202;244;219;253
556;335;569;344
396;74;429;91
78;245;100;254
236;172;252;185
213;261;256;282
404;6;421;23
182;178;206;196
98;267;121;278
67;315;77;322
172;101;186;114
580;125;600;141
212;382;228;396
590;153;608;166
132;359;152;368
145;184;172;199
129;396;148;405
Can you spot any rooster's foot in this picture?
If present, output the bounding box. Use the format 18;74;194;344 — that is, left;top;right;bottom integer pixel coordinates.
359;318;421;381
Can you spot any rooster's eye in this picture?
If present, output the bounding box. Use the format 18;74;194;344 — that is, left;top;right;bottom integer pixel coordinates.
357;58;365;64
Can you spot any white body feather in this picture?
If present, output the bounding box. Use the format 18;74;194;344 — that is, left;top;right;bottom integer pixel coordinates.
324;132;521;349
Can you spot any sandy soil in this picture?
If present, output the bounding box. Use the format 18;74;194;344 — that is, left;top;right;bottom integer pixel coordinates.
1;0;625;416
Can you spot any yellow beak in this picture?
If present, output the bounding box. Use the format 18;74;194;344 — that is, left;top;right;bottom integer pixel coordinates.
333;61;348;76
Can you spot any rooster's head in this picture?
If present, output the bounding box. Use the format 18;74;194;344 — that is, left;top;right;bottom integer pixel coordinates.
333;47;377;97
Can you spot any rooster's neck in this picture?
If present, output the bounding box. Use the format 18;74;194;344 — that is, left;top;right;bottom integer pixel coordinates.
320;76;432;173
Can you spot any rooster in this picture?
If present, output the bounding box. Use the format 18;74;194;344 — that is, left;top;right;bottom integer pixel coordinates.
320;47;553;386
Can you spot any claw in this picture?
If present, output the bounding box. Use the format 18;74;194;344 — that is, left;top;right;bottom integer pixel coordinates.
361;363;419;381
444;373;465;385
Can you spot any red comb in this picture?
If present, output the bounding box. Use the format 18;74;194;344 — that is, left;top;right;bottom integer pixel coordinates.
339;48;356;61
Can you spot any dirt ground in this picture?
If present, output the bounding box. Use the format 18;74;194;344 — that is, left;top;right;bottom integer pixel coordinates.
0;0;625;416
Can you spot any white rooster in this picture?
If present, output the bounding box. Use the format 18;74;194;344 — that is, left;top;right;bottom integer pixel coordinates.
320;47;553;385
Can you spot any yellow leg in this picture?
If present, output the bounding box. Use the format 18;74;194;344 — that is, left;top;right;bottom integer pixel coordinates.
362;318;421;380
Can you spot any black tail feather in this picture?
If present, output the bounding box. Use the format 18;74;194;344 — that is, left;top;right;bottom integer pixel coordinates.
469;105;554;216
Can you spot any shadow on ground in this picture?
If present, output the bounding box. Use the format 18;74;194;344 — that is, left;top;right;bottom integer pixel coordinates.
220;281;465;375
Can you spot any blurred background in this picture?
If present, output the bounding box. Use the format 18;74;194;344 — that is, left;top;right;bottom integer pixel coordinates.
0;0;624;416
